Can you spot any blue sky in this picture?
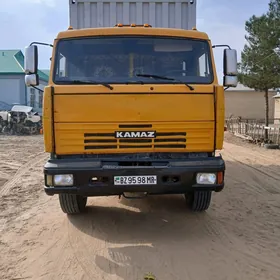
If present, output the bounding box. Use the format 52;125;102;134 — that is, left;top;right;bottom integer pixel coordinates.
0;0;271;82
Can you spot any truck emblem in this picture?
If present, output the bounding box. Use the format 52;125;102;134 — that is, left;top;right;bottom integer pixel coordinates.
115;131;156;138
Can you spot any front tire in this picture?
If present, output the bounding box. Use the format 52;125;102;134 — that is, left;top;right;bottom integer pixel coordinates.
185;191;212;212
59;194;87;214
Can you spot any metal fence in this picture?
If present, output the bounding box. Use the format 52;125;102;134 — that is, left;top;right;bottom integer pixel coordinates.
226;118;280;146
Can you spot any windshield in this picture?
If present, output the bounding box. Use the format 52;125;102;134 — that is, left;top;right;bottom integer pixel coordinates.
53;36;214;85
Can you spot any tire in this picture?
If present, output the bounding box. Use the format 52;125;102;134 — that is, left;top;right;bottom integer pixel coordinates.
59;194;87;214
185;191;212;212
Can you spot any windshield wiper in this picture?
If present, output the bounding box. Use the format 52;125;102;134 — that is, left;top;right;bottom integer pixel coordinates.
136;74;194;90
71;80;113;90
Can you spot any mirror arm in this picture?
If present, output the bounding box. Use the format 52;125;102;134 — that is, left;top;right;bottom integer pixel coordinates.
30;42;53;48
212;45;231;50
31;85;44;93
224;86;230;91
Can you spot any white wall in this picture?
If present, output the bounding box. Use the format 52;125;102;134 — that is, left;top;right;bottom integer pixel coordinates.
274;97;280;124
225;90;276;120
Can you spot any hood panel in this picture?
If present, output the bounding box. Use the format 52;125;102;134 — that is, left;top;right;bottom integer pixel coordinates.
51;86;216;154
54;93;214;123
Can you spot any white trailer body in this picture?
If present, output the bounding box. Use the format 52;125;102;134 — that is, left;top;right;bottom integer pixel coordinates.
69;0;196;30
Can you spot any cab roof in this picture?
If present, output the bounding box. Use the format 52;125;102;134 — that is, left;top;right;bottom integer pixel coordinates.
56;26;210;41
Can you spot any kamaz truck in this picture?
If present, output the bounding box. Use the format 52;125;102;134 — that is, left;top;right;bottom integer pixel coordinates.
24;0;238;214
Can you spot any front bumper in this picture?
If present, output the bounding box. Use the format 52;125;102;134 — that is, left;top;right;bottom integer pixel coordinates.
44;156;225;196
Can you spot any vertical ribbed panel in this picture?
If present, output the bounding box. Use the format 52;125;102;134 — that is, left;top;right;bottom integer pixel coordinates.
142;3;149;24
69;0;196;30
77;3;84;28
155;3;162;27
182;2;189;29
129;3;136;23
168;3;175;28
90;3;97;27
103;3;110;26
116;3;123;23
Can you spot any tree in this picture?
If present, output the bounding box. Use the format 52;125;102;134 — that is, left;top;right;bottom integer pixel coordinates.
268;0;280;30
267;0;280;51
238;6;280;140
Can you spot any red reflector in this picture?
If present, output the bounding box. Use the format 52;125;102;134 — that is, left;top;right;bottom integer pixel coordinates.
217;172;223;184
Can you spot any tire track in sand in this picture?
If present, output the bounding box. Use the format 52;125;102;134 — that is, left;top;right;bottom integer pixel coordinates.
198;214;280;278
0;152;48;196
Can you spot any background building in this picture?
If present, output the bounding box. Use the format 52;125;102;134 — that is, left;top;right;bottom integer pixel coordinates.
225;83;277;121
0;49;49;114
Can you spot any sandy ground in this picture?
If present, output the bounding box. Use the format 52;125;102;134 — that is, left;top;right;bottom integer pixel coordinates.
0;132;280;280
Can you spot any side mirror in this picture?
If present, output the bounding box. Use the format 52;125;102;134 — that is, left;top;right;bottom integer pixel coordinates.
24;45;38;74
223;76;238;87
223;49;238;87
25;74;39;87
224;49;237;75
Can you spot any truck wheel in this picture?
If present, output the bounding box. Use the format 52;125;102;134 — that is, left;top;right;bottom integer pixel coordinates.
59;194;87;214
185;191;212;212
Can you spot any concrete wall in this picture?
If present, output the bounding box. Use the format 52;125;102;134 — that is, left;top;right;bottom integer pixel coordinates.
225;90;276;120
0;74;26;105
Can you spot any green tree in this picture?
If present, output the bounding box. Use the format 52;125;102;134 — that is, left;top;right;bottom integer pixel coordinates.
267;0;280;51
268;0;280;30
238;8;280;140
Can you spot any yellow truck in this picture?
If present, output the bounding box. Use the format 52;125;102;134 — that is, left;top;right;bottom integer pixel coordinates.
24;0;238;214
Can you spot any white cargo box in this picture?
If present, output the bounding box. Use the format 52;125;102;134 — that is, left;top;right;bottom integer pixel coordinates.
69;0;196;30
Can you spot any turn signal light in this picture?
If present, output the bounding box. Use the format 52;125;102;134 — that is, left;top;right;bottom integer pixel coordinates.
116;23;123;27
131;23;136;27
217;172;224;184
143;23;151;27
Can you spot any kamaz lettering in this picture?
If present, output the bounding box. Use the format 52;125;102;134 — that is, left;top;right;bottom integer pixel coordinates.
115;131;156;138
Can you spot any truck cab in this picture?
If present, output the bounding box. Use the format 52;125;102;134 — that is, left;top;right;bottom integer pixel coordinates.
24;24;238;214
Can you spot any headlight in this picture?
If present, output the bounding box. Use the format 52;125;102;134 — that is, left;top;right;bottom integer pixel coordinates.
196;173;216;185
53;174;74;186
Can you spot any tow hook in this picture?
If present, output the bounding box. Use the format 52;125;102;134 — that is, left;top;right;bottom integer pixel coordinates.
123;192;148;199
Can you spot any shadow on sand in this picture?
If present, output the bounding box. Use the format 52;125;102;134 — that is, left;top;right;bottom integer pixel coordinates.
67;194;222;280
67;159;280;280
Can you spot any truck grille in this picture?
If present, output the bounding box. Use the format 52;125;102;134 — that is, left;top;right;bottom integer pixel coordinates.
84;125;187;151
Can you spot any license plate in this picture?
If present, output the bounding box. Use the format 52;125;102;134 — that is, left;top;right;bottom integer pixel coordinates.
114;175;157;185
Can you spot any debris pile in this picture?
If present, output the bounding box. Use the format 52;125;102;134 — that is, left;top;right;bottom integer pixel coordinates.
0;105;42;135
